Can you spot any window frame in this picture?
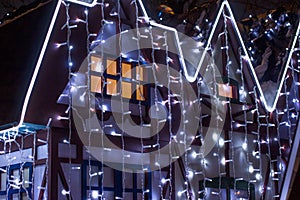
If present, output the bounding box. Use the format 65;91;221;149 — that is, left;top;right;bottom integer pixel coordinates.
90;54;150;105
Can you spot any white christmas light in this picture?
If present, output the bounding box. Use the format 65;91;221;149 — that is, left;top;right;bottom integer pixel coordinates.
242;142;247;150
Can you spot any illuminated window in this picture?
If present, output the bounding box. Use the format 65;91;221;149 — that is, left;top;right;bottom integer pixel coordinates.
91;56;103;73
107;59;117;75
90;75;102;93
121;82;132;99
107;78;118;96
218;84;234;98
89;55;148;102
216;77;239;101
136;84;145;101
122;63;132;79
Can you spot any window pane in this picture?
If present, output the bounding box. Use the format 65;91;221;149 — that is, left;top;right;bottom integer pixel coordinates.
107;79;118;95
122;63;131;78
136;84;145;101
12;194;19;200
122;82;132;99
136;66;144;81
217;83;233;98
91;56;103;73
12;169;19;180
106;59;117;75
87;166;99;187
0;172;6;191
90;75;102;93
21;193;28;200
23;168;30;188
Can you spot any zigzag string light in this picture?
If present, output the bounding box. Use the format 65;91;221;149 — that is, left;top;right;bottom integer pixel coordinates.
137;0;300;112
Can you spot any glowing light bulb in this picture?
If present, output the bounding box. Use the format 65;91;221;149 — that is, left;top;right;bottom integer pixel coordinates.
249;165;254;173
212;133;218;142
219;138;225;147
242;142;247;150
255;173;262;180
221;157;226;165
91;190;99;199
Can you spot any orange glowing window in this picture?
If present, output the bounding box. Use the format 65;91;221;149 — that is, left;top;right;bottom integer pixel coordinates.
90;75;102;93
122;63;132;78
91;56;103;73
218;84;233;98
217;83;238;99
107;78;117;95
107;59;117;75
136;84;145;101
122;82;132;99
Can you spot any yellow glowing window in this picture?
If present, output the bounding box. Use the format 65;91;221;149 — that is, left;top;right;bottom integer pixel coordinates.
136;66;144;81
107;78;117;95
122;63;132;78
107;59;117;75
136;84;145;101
90;75;102;93
91;56;103;73
218;84;234;98
122;82;132;99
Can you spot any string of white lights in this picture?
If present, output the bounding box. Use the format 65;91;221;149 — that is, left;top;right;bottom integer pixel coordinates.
98;1;106;198
66;1;73;197
133;1;146;198
117;0;127;198
252;88;264;196
149;26;164;200
84;4;93;199
222;8;238;197
238;46;253;197
163;30;174;200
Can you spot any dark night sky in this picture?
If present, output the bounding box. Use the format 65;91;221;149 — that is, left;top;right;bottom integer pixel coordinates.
0;0;57;128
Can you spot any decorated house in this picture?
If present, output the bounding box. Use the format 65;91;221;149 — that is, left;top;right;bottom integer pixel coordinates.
0;0;299;199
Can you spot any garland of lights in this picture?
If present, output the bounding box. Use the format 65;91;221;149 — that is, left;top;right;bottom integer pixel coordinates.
0;0;299;199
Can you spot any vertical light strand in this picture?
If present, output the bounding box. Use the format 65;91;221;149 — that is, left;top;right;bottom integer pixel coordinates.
209;45;222;199
274;104;284;194
149;27;164;199
253;88;263;196
99;1;106;198
85;5;93;199
265;111;276;197
238;48;252;197
117;0;126;198
163;30;173;199
44;118;52;199
29;132;36;200
18;134;24;199
180;68;190;199
63;1;73;197
196;74;206;199
5;131;13;198
221;9;237;198
133;1;146;198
